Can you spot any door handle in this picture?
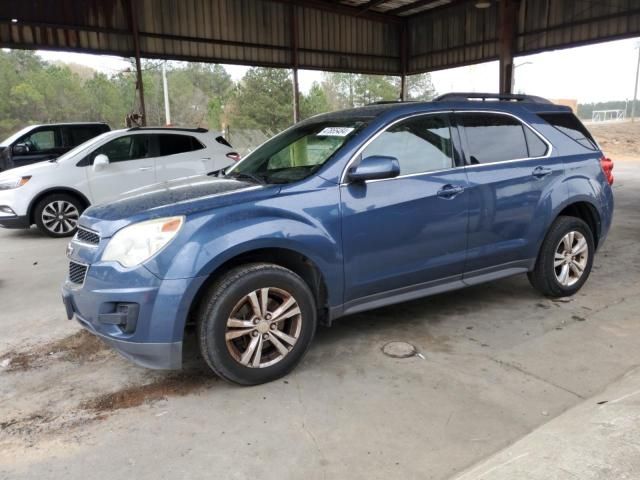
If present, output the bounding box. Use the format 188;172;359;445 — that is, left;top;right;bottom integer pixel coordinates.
532;166;552;178
138;166;153;171
437;184;464;199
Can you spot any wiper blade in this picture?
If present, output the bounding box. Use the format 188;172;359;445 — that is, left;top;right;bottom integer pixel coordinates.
226;171;266;185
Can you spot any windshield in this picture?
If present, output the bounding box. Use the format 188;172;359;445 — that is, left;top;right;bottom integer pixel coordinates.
225;118;370;184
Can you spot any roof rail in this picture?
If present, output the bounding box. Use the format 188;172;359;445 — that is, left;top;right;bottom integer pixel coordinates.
368;100;418;105
433;92;553;104
127;126;209;133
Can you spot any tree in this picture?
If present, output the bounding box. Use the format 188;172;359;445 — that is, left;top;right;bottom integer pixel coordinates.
300;82;330;119
226;67;294;132
403;73;437;101
321;72;399;109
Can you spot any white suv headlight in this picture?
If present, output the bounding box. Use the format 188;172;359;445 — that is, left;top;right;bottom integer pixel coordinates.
102;216;184;268
0;176;31;190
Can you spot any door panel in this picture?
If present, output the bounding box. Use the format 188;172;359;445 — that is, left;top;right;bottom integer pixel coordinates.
340;113;469;304
341;171;469;302
85;134;157;204
456;112;564;273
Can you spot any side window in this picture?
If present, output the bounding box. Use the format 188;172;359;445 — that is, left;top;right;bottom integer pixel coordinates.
94;135;153;163
459;113;530;164
18;128;58;152
68;126;103;147
157;134;204;156
362;115;454;176
524;127;548;157
538;112;597;150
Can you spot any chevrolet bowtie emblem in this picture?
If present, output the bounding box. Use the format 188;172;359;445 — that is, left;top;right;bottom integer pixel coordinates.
66;243;74;257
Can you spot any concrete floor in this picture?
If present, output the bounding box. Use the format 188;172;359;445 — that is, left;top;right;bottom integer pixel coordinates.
1;159;639;480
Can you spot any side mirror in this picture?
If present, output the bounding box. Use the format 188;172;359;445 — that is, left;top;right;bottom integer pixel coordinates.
347;155;400;183
93;154;110;171
12;143;28;155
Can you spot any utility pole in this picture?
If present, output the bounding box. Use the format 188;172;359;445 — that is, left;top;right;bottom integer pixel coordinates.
632;44;640;122
162;61;171;126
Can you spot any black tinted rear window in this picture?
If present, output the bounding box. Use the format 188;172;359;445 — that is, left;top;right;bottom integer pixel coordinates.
538;113;597;150
67;125;107;147
458;113;529;164
157;134;204;156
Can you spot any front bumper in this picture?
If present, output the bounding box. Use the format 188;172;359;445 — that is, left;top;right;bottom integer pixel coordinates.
64;297;182;369
0;214;30;229
61;256;206;370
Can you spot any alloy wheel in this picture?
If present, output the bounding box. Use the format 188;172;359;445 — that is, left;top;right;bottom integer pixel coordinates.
41;200;79;235
225;287;302;368
554;230;589;287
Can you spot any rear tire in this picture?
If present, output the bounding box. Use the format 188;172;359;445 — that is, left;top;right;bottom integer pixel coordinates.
197;263;317;385
34;193;84;238
528;215;594;297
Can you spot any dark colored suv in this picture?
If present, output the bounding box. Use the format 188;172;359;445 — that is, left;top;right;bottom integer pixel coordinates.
0;122;110;171
62;93;614;385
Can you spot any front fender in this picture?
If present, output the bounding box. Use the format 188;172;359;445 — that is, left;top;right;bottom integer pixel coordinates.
146;185;343;308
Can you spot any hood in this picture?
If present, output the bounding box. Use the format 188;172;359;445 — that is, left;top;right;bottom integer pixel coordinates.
0;158;57;179
81;175;280;237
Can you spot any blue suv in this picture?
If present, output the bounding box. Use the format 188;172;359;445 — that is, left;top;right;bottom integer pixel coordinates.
62;93;615;385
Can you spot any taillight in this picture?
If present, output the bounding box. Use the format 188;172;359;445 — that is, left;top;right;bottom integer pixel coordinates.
226;152;241;162
600;156;614;185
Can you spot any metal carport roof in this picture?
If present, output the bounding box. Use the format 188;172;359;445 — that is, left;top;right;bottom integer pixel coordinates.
2;0;639;121
3;1;640;75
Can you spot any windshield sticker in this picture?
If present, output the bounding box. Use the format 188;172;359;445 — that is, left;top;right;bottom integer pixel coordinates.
316;127;354;137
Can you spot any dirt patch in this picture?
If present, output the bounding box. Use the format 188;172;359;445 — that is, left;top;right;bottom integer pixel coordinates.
81;371;216;413
1;370;215;446
0;330;109;372
589;121;640;159
0;411;105;446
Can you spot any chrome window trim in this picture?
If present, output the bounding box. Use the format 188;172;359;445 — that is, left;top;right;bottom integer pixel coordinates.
339;109;553;185
339;110;454;185
459;111;553;169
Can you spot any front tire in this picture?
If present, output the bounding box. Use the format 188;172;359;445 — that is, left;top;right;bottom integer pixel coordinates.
34;193;84;237
528;215;595;297
197;263;317;385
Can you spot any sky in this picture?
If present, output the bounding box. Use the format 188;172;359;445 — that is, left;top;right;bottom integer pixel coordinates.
37;36;640;104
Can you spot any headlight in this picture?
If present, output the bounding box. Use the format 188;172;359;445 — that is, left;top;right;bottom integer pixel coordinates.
102;216;184;268
0;176;31;190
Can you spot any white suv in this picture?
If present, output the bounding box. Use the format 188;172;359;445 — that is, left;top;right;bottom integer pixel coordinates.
0;127;238;237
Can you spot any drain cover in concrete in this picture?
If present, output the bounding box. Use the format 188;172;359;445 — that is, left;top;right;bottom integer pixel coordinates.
382;341;417;358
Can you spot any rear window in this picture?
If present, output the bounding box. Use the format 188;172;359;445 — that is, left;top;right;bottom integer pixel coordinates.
157;134;205;156
67;125;106;147
538;113;598;150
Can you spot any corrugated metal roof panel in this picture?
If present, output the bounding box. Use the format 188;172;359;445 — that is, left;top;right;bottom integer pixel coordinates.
408;2;498;73
517;0;640;54
2;0;640;76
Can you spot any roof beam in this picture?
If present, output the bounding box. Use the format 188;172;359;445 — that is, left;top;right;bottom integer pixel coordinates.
357;0;389;14
387;0;464;16
275;0;400;23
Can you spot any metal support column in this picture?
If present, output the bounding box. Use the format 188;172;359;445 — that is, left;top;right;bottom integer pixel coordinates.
498;0;519;94
399;20;408;101
290;4;300;123
128;0;146;125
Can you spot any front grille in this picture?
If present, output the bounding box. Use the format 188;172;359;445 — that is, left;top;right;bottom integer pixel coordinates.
76;227;100;245
69;261;88;285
